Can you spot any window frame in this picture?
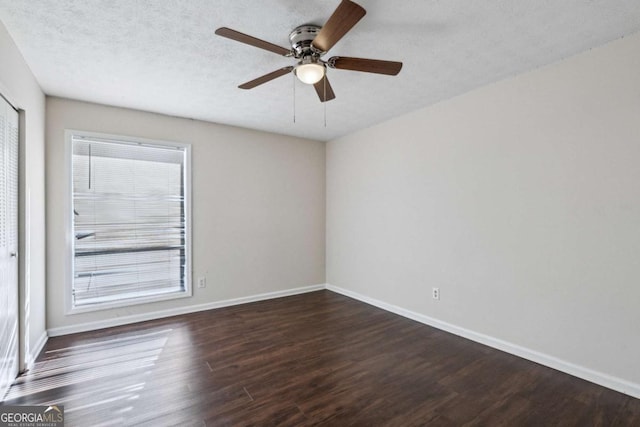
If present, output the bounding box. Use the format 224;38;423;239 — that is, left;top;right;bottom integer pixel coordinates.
64;129;193;314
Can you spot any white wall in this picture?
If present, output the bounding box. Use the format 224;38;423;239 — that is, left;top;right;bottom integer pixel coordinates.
0;20;47;368
46;97;325;331
327;32;640;392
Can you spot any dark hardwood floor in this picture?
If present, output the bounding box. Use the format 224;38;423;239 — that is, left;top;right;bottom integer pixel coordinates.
2;290;639;426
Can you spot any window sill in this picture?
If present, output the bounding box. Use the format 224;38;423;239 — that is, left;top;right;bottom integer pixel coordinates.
67;287;192;315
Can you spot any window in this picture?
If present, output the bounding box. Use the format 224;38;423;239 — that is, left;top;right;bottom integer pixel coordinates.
67;131;191;312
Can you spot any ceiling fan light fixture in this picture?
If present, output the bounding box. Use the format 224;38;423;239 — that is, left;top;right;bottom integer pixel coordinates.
295;60;325;85
216;0;402;103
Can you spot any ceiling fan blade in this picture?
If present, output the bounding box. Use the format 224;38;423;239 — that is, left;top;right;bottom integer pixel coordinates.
311;0;366;53
215;27;292;56
239;66;294;89
313;75;336;102
328;56;403;75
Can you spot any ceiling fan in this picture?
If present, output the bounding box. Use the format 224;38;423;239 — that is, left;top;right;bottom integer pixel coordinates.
215;0;402;102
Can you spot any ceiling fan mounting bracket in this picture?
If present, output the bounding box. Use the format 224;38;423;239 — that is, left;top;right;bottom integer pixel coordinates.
289;25;325;58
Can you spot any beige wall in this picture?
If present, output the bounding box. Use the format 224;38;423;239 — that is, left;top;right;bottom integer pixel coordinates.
327;32;640;388
46;97;325;330
0;20;47;367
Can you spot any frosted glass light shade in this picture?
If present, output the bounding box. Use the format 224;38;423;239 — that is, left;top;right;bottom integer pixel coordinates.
295;63;325;84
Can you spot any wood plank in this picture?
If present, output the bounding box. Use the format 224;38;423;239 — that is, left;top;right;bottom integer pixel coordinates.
3;290;639;425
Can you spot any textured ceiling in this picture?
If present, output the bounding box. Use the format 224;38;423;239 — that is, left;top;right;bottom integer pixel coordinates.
1;1;639;141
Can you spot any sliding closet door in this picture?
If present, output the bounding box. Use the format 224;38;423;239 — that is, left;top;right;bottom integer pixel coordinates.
0;96;19;399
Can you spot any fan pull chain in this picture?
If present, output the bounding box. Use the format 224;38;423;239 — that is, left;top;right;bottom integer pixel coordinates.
292;73;296;123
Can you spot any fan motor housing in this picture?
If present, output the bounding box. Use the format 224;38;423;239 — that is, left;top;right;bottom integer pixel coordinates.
289;25;323;57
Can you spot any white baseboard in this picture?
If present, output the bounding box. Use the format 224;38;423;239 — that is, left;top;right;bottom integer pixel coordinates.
44;282;639;399
28;331;48;368
325;284;640;399
48;284;325;337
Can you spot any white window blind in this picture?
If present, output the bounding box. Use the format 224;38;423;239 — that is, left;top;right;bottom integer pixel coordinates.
70;133;190;309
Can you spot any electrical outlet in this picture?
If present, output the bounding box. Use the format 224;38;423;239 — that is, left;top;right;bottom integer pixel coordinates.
432;287;440;300
198;277;206;288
